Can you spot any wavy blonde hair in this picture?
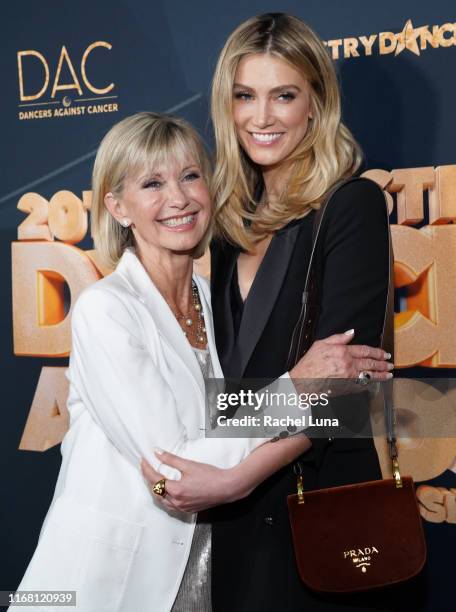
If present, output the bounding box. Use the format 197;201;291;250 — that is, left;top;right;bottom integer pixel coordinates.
211;13;362;250
91;112;212;269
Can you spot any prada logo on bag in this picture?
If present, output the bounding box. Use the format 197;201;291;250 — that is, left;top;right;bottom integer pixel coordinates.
343;547;380;573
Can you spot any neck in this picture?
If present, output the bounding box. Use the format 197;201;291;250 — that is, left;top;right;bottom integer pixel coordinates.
261;160;294;202
136;245;194;314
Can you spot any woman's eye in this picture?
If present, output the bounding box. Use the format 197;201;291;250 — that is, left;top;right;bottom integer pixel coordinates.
143;180;162;189
183;172;200;182
277;92;296;101
234;91;253;101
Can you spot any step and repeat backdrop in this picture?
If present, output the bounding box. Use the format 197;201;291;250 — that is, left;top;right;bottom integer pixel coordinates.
1;0;455;609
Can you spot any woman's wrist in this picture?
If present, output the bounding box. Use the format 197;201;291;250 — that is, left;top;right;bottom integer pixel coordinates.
223;465;252;502
289;359;309;380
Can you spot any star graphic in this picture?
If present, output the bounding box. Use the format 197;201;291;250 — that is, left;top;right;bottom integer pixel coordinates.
395;19;421;56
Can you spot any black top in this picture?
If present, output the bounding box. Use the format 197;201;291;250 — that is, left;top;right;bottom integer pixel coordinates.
209;178;419;611
230;265;244;340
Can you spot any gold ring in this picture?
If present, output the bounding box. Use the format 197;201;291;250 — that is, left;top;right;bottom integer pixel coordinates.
152;478;167;497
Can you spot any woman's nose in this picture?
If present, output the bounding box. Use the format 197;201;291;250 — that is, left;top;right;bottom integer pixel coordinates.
252;99;274;129
167;182;189;208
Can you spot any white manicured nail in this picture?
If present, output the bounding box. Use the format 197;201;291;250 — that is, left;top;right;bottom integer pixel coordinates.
344;329;355;335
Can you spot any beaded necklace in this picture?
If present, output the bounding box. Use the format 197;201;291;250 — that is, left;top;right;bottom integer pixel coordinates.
170;280;207;349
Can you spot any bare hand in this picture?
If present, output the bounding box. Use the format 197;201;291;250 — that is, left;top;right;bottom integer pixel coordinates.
141;451;239;514
289;329;392;381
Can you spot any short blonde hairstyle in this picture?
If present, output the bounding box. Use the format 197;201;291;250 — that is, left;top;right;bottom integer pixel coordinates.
211;13;362;250
91;112;212;269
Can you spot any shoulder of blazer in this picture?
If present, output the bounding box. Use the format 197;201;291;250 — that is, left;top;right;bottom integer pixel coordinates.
312;177;388;251
71;271;145;337
320;177;387;226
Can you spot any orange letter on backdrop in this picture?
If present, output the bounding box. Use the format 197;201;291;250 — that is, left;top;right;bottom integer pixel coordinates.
428;165;456;224
365;166;456;368
19;367;70;452
392;225;456;367
389;167;435;225
12;242;101;357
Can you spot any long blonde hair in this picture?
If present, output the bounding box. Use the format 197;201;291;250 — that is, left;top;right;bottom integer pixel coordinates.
91;112;212;269
211;13;362;250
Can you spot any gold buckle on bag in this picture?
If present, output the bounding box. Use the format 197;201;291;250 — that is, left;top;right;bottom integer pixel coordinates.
297;475;305;504
392;458;403;488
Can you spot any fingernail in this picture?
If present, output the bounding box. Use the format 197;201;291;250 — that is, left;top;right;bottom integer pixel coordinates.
155;448;164;455
384;352;391;360
387;363;394;371
344;329;355;335
386;372;393;379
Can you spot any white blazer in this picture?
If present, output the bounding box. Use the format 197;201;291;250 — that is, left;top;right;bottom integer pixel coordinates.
16;249;265;612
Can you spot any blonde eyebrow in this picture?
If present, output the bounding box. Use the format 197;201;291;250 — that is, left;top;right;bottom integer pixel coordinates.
137;172;162;182
233;83;301;94
137;165;199;183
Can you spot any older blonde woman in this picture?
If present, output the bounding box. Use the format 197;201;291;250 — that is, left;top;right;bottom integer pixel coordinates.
13;112;323;612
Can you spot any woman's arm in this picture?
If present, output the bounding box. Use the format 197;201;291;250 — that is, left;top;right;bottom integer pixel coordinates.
293;178;391;463
141;433;311;513
314;178;389;346
70;287;267;477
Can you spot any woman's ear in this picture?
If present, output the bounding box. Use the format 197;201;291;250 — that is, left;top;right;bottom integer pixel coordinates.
308;96;314;121
104;192;131;227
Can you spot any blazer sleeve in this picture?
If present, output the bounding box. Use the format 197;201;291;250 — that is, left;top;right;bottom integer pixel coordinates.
309;178;390;464
68;287;266;478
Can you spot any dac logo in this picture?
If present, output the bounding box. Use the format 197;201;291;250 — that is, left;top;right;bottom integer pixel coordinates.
17;41;119;121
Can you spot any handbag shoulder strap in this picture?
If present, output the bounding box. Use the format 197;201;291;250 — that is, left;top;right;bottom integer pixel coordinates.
286;177;362;369
288;177;401;483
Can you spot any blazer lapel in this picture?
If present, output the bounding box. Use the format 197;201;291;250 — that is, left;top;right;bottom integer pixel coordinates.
210;241;238;375
235;223;301;379
115;249;204;396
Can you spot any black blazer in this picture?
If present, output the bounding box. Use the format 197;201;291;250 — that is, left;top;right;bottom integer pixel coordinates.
210;179;407;611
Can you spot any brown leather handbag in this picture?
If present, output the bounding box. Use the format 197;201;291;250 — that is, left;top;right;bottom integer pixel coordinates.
286;178;427;593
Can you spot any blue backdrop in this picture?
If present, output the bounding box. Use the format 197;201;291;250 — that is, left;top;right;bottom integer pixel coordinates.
1;1;455;610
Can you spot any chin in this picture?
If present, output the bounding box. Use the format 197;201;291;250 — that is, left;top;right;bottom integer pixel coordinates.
167;241;198;253
242;144;287;167
249;151;286;167
166;236;202;254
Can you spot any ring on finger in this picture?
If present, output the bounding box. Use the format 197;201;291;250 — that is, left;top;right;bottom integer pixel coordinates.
357;370;371;385
152;478;167;497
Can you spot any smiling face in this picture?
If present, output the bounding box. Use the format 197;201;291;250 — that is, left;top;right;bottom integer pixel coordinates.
232;53;313;170
105;153;211;262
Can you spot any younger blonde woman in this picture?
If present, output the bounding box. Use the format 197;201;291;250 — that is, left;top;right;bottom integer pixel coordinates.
144;13;397;612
